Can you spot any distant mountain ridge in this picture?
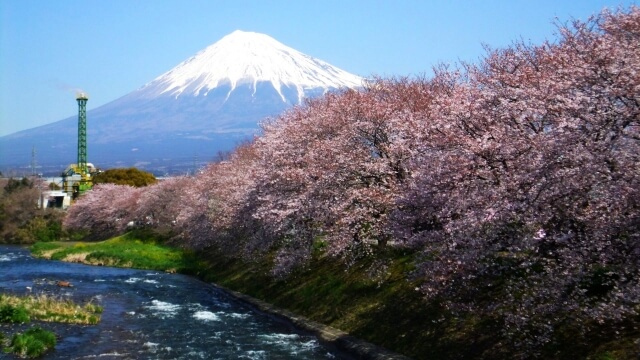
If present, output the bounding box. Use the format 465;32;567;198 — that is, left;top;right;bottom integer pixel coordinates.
0;30;363;175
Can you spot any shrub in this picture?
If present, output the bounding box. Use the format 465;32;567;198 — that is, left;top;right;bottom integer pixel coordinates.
13;213;65;243
5;326;56;358
0;304;30;323
93;167;157;187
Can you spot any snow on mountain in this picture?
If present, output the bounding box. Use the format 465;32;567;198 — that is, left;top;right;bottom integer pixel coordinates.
139;30;363;102
0;30;364;174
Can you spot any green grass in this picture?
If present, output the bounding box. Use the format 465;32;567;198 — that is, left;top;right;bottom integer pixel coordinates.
196;247;492;359
0;286;103;358
0;294;102;325
31;230;204;274
3;326;56;358
196;246;638;360
0;304;30;323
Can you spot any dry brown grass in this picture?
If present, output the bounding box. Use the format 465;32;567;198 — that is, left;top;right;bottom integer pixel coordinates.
62;252;89;263
0;293;102;324
38;249;60;259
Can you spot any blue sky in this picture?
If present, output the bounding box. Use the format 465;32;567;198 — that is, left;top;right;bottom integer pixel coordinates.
1;0;637;136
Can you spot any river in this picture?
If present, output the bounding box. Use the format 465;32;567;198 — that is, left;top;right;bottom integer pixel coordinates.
0;245;345;359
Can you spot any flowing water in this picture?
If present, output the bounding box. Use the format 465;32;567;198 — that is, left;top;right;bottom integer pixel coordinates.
0;245;345;359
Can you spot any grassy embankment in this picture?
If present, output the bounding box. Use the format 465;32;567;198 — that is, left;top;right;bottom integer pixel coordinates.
30;231;203;275
30;231;638;360
0;294;102;358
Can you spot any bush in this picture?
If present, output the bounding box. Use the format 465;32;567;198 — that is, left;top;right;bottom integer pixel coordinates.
0;177;65;244
3;177;32;194
93;167;157;187
4;326;56;358
0;304;30;323
13;212;65;243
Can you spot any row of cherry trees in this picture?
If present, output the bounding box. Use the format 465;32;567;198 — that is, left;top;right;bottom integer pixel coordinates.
64;8;639;356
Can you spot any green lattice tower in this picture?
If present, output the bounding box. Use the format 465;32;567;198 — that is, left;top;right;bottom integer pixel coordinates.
76;94;88;175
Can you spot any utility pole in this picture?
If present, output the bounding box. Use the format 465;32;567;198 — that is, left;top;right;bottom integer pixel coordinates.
193;154;198;175
31;146;37;177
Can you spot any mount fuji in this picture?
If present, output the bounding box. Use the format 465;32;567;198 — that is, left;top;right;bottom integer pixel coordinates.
0;30;363;175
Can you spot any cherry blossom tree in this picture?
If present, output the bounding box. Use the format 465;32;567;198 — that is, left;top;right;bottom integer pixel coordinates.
64;183;142;240
174;142;263;255
251;80;436;274
134;176;187;235
391;7;639;353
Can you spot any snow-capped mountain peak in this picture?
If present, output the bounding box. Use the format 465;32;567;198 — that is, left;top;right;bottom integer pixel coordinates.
0;31;365;172
141;30;363;102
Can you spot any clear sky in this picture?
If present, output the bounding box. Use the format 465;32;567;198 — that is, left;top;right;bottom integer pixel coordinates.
1;0;637;136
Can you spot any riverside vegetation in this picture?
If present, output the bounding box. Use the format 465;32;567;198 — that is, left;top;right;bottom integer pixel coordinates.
8;7;640;360
31;231;202;273
0;177;68;244
32;228;638;359
0;293;102;358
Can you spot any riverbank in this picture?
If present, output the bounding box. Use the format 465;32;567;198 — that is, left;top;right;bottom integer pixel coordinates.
30;232;202;274
2;244;343;359
29;233;639;360
29;235;413;359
